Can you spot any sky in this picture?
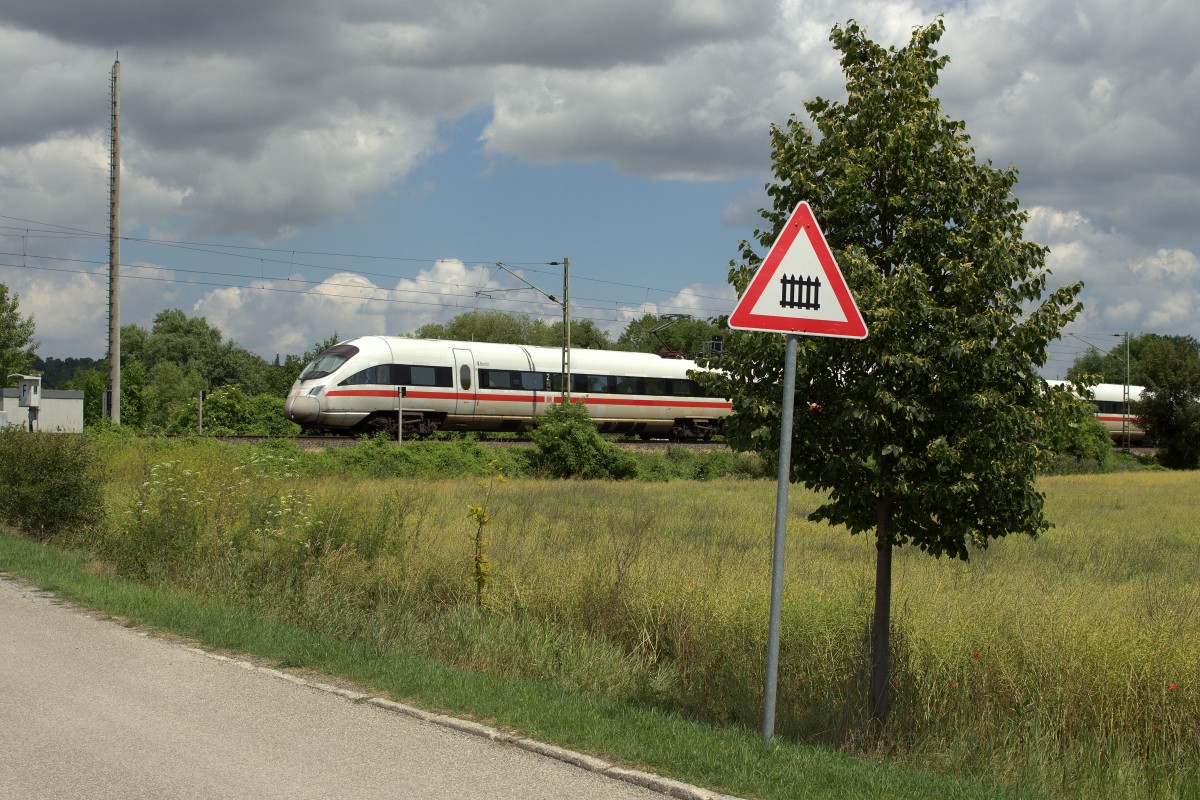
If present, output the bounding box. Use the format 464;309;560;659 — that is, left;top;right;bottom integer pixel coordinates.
1;0;1197;380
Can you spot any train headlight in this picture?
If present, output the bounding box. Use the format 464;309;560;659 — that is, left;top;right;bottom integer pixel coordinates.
308;385;325;397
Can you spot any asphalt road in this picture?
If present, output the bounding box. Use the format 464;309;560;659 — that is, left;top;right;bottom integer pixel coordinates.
0;576;701;800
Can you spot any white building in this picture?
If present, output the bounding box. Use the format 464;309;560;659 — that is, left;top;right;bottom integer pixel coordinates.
0;387;85;432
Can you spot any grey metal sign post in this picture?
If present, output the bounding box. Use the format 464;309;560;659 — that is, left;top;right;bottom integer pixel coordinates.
762;334;798;738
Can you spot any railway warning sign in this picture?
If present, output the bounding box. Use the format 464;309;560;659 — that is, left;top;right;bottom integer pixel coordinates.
728;202;867;339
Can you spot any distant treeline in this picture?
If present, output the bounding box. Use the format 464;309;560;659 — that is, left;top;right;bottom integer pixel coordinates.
32;356;103;389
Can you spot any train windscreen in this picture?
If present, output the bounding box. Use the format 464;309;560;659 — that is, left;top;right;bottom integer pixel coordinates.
298;344;359;380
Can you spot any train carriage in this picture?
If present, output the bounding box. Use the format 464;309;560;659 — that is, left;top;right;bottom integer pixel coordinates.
1047;380;1146;443
284;336;731;440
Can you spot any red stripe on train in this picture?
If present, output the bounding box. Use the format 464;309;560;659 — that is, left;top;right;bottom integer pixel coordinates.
324;388;731;411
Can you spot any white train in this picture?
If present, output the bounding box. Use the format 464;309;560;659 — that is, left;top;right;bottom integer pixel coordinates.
284;336;731;439
1047;380;1146;443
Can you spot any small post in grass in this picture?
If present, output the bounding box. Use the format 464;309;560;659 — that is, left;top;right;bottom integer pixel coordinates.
397;386;406;444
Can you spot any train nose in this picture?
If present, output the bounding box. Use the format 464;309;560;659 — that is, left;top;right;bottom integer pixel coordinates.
284;393;321;423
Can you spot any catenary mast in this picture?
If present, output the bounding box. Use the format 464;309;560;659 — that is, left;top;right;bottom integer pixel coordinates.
107;55;121;424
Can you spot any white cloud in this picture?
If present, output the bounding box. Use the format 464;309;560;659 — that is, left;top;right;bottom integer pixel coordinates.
1131;248;1200;281
187;258;544;357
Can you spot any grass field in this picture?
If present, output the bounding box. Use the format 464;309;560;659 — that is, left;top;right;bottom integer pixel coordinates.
6;436;1199;799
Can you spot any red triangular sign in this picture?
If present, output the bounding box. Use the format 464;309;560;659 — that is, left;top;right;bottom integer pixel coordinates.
728;202;867;338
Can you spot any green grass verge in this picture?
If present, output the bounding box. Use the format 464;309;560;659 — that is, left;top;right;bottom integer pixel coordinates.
0;530;1040;800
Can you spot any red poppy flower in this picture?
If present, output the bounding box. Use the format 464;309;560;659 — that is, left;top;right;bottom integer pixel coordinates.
1169;683;1178;691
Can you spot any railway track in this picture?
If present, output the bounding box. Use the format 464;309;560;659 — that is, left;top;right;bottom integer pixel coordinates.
214;435;729;452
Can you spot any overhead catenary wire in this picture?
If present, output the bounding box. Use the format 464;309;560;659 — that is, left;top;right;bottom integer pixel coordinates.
0;258;721;333
0;251;730;323
0;214;734;304
0;217;735;325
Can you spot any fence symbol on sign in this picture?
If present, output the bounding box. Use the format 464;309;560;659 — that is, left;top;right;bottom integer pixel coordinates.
780;274;820;311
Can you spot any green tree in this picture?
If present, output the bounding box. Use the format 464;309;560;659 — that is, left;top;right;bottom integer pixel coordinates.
529;401;637;479
700;19;1082;733
414;310;613;349
32;356;102;389
0;284;38;384
1037;381;1114;466
416;310;551;345
166;385;300;436
1065;333;1155;386
1133;335;1200;468
144;361;207;431
62;367;108;428
544;318;612;350
116;357;151;429
113;310;284;429
616;314;722;357
123;309;272;394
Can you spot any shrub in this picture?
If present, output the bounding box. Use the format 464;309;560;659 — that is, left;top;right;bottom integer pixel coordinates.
529;402;638;479
305;436;536;479
1037;385;1115;468
0;429;106;538
165;385;301;436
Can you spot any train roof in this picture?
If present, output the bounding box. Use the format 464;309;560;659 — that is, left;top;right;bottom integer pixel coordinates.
1045;379;1146;401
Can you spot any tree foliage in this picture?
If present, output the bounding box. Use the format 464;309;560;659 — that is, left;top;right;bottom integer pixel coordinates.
615;313;723;358
32;356;102;389
166;385;300;437
0;428;105;537
1065;332;1200;468
1065;333;1161;386
414;310;613;349
123;309;270;394
0;284;38;384
1133;335;1200;468
529;401;637;479
1037;382;1115;466
697;19;1082;729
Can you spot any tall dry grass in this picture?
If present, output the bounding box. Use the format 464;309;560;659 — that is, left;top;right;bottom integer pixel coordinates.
77;440;1199;800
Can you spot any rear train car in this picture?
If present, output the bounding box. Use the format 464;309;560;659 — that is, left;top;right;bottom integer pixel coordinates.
1047;380;1146;444
284;336;731;440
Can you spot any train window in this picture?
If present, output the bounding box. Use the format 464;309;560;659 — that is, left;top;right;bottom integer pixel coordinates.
460;364;472;390
666;379;703;397
572;374;590;394
299;344;358;380
386;364;452;387
409;366;437;386
480;369;520;390
339;365;378;386
520;371;544;391
612;376;642;394
644;377;666;396
383;365;451;387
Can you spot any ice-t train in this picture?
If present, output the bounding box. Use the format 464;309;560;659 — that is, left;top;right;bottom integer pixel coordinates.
284;336;731;439
1048;380;1146;443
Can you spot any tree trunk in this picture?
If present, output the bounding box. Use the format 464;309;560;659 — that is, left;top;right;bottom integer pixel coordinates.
869;498;893;733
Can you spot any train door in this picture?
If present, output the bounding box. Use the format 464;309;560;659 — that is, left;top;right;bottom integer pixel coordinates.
452;348;476;417
516;346;542;418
